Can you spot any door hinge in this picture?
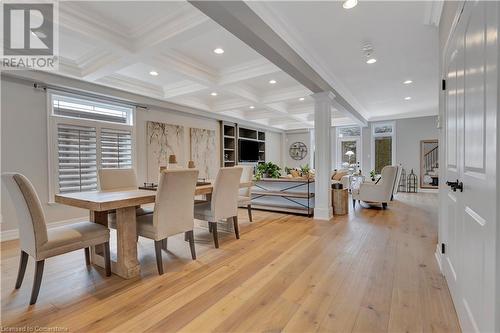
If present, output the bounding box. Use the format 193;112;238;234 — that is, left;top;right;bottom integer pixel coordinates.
442;79;446;91
441;243;446;254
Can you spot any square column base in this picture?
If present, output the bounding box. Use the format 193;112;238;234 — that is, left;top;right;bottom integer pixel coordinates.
314;207;333;221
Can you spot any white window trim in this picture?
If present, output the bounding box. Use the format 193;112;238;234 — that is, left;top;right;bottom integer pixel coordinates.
335;126;362;170
370;121;396;174
47;90;136;203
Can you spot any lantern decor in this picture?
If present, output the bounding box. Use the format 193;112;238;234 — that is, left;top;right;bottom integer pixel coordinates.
398;168;407;193
407;169;418;193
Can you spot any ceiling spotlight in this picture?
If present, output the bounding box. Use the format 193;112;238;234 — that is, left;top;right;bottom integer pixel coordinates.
249;105;255;109
343;0;358;9
269;79;277;84
210;92;218;96
213;48;224;54
362;42;377;65
149;70;159;76
403;80;413;84
404;96;412;100
299;97;305;101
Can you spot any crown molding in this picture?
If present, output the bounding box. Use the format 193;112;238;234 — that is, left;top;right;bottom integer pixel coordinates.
218;58;280;85
97;74;164;99
262;85;311;104
163;80;208;99
154;51;217;86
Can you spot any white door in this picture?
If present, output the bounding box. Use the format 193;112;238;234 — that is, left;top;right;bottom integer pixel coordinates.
442;1;498;332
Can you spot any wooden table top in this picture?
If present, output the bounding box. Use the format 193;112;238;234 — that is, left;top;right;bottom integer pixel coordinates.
55;182;253;211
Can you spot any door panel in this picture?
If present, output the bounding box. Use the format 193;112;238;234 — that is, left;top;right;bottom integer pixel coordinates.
442;1;498;332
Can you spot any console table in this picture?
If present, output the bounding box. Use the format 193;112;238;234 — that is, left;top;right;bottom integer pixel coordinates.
251;178;314;216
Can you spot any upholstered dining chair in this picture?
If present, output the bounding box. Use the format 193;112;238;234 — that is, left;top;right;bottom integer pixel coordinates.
109;169;199;275
238;166;254;222
98;168;153;218
1;173;111;305
194;167;243;248
351;165;398;209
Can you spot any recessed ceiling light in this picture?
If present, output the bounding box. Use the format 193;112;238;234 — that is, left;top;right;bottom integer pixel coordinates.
269;79;277;84
343;0;358;9
213;48;224;54
366;58;377;64
299;97;305;101
404;96;412;100
249;106;255;109
210;92;218;96
403;80;413;84
149;70;159;76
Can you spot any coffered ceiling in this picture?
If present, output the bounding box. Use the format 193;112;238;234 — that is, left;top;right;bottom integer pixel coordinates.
51;1;355;131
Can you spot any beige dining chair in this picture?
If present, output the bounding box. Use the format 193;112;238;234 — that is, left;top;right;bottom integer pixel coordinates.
238;166;254;222
194;167;243;248
111;169;199;275
98;168;153;217
1;173;111;305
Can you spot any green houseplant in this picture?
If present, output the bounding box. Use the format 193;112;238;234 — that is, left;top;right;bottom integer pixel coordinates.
369;169;376;181
256;162;282;180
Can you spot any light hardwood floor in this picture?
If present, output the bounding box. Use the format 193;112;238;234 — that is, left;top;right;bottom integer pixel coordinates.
1;193;461;332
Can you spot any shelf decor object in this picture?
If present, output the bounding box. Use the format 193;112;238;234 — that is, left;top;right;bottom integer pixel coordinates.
407;169;418;193
221;122;237;167
289;142;308;160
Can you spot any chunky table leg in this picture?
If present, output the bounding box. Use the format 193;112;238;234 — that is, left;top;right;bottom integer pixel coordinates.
90;208;140;279
114;206;141;279
90;211;108;268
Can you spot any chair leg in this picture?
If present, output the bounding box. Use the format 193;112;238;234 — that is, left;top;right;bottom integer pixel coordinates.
352;199;356;208
208;222;213;233
154;240;164;275
84;247;91;266
382;202;388;209
186;230;196;260
210;222;219;248
247;204;253;222
15;251;29;289
184;232;188;242
233;216;240;240
103;242;111;277
30;260;45;305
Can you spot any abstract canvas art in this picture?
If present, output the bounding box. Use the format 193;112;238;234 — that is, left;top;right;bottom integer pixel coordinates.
146;121;185;182
190;128;217;179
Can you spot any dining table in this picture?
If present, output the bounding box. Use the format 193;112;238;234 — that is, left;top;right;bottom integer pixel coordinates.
55;181;253;279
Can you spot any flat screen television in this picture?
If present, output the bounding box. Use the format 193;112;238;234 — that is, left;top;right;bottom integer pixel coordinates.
239;140;259;162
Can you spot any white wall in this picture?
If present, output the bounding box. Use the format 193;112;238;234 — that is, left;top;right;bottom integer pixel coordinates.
1;75;282;237
360;116;439;187
265;131;283;167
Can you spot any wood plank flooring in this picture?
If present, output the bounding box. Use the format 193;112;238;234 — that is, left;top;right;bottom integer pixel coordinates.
0;193;461;332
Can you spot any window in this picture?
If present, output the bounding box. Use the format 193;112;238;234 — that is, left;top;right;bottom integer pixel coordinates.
372;122;395;174
49;93;135;195
336;126;361;169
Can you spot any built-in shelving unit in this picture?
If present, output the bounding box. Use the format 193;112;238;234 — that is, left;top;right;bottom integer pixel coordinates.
220;122;267;166
221;122;237;167
238;126;266;163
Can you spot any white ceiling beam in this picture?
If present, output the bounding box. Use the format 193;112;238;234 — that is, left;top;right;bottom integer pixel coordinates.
262;85;311;104
218;59;281;85
96;74;164;99
163;81;208;99
153;52;217;86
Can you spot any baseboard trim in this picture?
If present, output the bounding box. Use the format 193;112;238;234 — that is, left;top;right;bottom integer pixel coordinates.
1;216;87;242
435;243;443;272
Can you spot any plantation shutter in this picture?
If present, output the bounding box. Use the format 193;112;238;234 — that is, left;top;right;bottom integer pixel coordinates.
57;124;98;193
100;128;133;168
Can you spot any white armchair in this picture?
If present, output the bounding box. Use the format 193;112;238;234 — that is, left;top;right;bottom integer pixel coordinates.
351;166;398;209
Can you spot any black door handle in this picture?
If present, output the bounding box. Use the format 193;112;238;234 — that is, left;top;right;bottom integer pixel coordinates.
446;180;463;192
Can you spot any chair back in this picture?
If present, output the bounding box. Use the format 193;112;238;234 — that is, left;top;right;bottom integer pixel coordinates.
98;168;137;191
211;167;243;220
153;169;199;239
238;166;254;198
1;173;48;257
379;166;398;199
393;165;402;196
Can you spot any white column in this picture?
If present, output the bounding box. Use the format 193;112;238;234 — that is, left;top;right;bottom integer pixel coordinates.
312;91;334;220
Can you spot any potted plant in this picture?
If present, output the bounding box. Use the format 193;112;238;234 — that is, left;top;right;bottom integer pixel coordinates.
256;162;281;180
369;169;376;181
